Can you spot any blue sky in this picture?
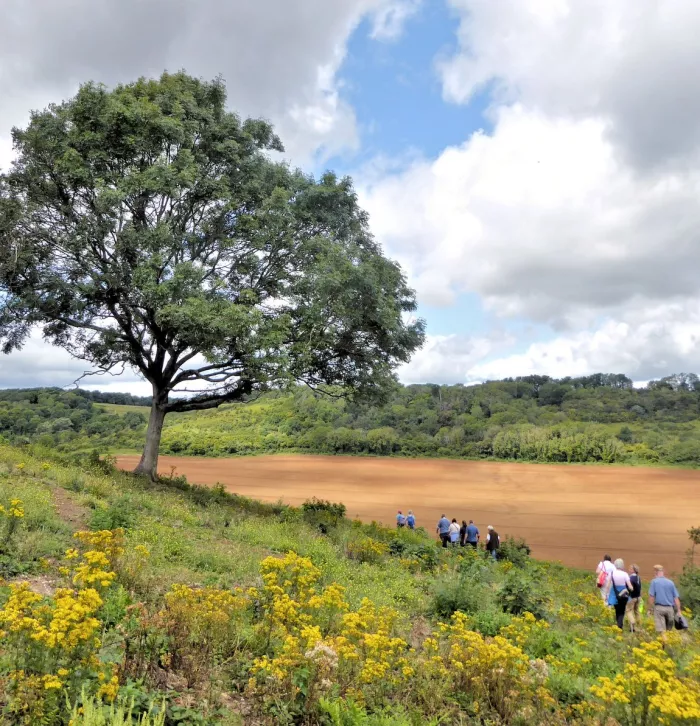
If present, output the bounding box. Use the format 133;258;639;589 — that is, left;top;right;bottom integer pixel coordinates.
2;0;700;392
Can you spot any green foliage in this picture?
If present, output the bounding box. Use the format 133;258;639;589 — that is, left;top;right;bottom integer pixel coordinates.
432;553;495;618
90;495;138;531
151;374;700;466
679;563;700;617
498;536;532;567
1;443;700;725
0;71;424;479
69;689;165;726
301;498;347;533
318;698;425;725
497;568;548;618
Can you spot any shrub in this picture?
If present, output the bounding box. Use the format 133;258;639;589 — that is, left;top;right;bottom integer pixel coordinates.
302;498;347;533
498;536;532;567
90;495;137;531
497;568;548;618
680;563;700;617
347;537;388;565
431;574;492;618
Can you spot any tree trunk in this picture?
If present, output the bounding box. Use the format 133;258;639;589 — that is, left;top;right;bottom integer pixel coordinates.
134;398;167;481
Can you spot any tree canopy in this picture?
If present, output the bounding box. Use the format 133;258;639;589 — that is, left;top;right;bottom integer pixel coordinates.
0;72;424;478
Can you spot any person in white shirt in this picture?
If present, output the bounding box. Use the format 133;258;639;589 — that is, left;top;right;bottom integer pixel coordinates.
609;559;633;629
596;554;616;602
448;518;460;546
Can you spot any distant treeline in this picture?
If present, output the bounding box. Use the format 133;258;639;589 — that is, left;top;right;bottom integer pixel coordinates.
4;374;700;465
158;372;700;465
0;388;146;451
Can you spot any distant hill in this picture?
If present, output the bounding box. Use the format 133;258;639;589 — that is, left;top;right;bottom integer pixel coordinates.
3;373;700;465
158;373;700;465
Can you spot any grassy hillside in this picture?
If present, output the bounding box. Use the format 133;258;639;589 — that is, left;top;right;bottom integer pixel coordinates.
6;374;700;465
96;403;152;417
0;443;699;724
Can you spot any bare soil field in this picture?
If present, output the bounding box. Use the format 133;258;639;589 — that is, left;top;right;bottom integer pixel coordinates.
116;454;700;574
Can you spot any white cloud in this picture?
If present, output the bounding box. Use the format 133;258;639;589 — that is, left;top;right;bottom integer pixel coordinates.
0;332;146;392
359;0;700;382
0;0;416;169
440;0;700;170
370;0;422;41
361;105;700;322
399;332;513;384
465;302;700;383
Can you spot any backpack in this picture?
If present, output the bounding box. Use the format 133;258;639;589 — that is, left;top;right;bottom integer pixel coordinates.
596;568;608;588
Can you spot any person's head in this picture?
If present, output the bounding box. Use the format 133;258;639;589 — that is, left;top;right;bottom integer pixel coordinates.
452;518;457;523
614;558;624;570
462;520;467;526
630;564;639;575
408;510;413;515
654;564;665;578
397;510;402;515
603;554;612;562
487;525;494;531
469;519;474;524
441;514;446;519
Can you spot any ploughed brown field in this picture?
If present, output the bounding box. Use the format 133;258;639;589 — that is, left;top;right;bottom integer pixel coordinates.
116;454;700;575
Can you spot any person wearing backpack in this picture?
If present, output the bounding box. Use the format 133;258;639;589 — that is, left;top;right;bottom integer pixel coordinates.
608;559;633;629
406;511;416;530
596;554;615;602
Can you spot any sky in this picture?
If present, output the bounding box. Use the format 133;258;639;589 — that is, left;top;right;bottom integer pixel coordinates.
2;0;700;395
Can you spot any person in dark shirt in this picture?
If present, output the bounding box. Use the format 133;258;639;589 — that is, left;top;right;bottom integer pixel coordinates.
485;525;500;560
626;563;642;633
459;520;468;547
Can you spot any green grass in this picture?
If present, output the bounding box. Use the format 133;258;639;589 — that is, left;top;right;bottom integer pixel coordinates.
0;442;699;724
96;403;152;417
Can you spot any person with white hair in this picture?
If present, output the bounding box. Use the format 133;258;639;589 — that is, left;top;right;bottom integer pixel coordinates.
485;525;500;560
609;558;633;629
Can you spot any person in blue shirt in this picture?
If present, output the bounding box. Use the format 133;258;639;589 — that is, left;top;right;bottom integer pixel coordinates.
436;514;450;548
648;564;681;633
406;511;416;529
396;511;406;528
465;520;480;548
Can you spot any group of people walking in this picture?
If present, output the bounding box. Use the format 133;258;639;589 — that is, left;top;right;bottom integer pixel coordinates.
435;515;501;558
396;511;501;558
596;555;684;634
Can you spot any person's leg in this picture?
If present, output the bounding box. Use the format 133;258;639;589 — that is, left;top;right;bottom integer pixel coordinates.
441;534;448;548
626;598;636;632
491;549;497;561
615;599;627;629
664;606;675;631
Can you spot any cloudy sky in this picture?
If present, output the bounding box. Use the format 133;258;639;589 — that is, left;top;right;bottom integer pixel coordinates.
2;0;700;394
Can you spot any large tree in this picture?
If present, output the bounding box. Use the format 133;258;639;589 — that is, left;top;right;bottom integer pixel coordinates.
0;72;424;479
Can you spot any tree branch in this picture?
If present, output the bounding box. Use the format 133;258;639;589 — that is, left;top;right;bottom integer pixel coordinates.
165;379;253;413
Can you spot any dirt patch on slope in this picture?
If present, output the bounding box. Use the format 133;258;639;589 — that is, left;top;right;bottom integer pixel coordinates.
52;487;89;530
116;454;700;575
